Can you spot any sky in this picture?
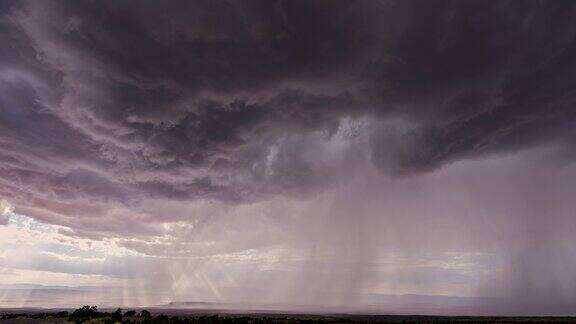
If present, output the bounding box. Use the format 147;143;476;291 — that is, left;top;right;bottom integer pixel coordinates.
1;0;576;316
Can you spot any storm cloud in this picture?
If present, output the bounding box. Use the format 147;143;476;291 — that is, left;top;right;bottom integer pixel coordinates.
1;0;576;315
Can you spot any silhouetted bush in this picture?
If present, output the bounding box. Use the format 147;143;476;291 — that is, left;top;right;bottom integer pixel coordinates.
108;308;122;323
56;311;69;317
138;309;152;319
69;305;102;323
123;310;137;317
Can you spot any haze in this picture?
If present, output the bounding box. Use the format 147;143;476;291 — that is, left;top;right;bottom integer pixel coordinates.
1;0;576;316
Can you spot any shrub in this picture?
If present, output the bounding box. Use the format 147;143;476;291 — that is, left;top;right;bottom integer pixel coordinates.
137;310;152;319
123;310;137;317
70;305;99;323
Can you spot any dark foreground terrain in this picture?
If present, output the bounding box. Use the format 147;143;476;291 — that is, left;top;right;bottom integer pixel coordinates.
1;306;576;324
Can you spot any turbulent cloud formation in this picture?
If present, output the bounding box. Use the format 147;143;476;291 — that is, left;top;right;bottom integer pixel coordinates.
1;0;576;315
2;0;576;230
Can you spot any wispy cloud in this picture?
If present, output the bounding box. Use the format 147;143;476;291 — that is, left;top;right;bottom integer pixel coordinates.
1;0;576;315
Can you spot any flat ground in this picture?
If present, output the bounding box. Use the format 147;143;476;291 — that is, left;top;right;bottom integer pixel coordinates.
1;309;576;324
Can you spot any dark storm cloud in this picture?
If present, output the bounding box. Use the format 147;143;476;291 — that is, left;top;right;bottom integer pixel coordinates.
369;0;576;174
2;0;576;233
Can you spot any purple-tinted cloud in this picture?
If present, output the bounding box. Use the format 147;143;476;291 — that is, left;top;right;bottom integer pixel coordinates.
1;1;574;228
2;0;576;314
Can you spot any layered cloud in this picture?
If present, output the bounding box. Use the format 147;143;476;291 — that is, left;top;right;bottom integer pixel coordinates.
2;0;576;237
2;0;576;314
